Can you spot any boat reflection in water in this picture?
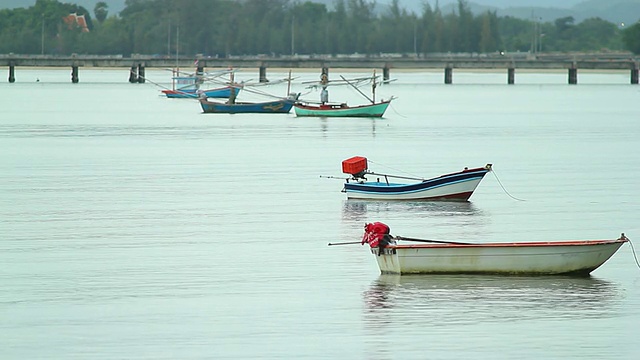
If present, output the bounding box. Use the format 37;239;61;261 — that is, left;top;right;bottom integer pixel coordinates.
341;199;484;224
363;275;621;323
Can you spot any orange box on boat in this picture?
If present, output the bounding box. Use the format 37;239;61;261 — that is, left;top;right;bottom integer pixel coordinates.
342;156;368;175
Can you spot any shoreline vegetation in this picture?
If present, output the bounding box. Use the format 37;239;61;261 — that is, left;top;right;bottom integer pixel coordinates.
2;0;638;59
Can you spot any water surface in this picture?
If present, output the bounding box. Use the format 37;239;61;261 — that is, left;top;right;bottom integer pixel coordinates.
1;69;639;359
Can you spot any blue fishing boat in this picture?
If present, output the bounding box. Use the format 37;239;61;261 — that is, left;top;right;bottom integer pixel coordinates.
199;70;299;114
161;68;239;98
340;156;492;201
199;96;297;114
162;85;237;99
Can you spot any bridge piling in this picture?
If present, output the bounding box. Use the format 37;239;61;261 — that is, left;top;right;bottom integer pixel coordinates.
631;68;638;85
444;67;452;84
259;66;268;83
568;67;578;85
9;63;15;83
507;68;515;84
382;66;390;81
137;64;145;83
71;66;79;83
129;65;138;83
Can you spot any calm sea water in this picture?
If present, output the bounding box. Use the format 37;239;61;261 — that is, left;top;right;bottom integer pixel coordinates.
1;68;639;359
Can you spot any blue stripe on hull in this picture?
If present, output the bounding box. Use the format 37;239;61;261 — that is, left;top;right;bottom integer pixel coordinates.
344;169;489;196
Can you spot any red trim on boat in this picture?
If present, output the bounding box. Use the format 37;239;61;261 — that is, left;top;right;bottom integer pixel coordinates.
390;238;628;249
295;100;391;110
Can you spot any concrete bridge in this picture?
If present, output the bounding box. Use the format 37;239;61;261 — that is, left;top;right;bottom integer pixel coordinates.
1;53;638;84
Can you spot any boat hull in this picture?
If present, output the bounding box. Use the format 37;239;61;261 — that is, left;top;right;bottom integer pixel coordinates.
343;166;490;201
372;239;627;276
294;101;390;117
163;86;237;99
199;98;294;114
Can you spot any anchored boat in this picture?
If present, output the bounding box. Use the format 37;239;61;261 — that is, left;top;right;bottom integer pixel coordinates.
198;70;298;114
294;71;394;118
360;222;629;276
199;96;297;114
294;100;391;117
163;85;237;99
340;156;491;201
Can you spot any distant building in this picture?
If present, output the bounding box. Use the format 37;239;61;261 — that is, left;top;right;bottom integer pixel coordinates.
63;13;89;32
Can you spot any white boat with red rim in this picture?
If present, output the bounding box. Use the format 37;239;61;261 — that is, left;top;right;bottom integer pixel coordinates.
340;156;492;201
360;222;629;276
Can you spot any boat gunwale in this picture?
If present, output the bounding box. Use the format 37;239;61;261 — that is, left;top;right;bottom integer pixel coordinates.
437;166;491;179
345;166;490;188
294;99;392;111
389;238;629;249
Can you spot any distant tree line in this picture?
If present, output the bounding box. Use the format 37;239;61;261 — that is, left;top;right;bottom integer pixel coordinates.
1;0;639;56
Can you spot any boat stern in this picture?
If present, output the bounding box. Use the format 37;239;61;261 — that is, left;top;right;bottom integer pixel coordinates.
371;247;402;274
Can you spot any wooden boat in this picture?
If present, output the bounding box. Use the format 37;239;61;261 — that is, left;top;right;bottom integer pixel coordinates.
199;70;299;114
162;85;237;99
294;71;394;118
294;100;391;118
199;95;297;114
340;156;491;201
360;222;629;276
161;66;239;98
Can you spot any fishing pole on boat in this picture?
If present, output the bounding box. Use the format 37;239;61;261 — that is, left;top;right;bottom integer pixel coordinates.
224;71;299;100
340;75;374;104
364;171;424;182
137;74;208;100
135;74;179;93
328;241;362;246
394;235;473;245
136;70;204;98
319;175;349;180
366;159;423;180
162;67;234;82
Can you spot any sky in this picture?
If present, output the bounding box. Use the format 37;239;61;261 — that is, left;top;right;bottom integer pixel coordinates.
5;1;588;15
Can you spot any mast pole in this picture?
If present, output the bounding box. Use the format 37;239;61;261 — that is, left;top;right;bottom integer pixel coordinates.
372;70;376;103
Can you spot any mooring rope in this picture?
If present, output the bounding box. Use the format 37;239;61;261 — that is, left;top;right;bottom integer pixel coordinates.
490;166;526;201
626;236;640;271
387;100;407;118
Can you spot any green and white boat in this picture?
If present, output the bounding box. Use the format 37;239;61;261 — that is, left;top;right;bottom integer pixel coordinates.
293;100;392;118
294;71;395;118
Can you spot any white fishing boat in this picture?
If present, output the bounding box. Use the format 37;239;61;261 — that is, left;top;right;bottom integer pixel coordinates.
340;156;491;201
359;222;629;276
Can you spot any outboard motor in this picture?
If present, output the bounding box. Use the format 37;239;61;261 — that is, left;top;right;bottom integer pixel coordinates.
362;222;393;255
342;156;368;181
